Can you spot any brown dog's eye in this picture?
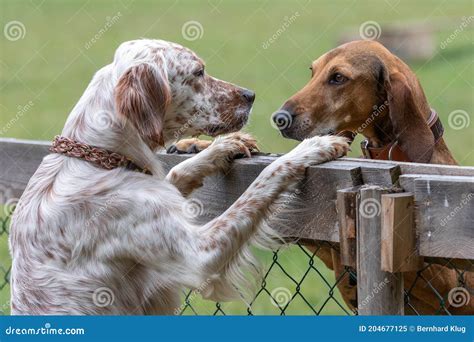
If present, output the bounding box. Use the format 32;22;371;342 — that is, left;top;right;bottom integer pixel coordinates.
329;73;348;85
193;68;205;77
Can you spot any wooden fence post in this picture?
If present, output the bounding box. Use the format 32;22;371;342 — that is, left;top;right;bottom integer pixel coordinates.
356;186;404;315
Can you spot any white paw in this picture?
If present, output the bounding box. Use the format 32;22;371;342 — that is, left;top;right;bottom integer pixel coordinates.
211;132;259;159
284;135;350;166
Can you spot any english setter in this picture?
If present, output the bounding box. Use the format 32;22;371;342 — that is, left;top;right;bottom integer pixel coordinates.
9;39;349;315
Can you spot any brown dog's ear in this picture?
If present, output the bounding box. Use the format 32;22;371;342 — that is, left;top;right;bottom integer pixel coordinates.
115;63;170;149
385;72;434;163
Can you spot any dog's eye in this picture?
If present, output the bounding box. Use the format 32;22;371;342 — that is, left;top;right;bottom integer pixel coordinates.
193;68;205;77
329;73;348;85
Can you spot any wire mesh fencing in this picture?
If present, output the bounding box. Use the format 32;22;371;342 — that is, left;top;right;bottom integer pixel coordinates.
0;207;472;315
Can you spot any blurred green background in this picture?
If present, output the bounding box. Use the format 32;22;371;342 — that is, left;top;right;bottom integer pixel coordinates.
0;0;472;315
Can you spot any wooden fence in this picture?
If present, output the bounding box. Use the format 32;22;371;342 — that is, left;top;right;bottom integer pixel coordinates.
0;137;473;315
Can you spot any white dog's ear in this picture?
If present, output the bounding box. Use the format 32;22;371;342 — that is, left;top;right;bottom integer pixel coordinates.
115;63;170;149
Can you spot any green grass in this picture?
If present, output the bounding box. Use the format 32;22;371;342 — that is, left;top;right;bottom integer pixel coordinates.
0;0;472;315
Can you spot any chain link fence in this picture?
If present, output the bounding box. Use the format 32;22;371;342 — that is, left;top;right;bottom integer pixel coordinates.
0;208;472;315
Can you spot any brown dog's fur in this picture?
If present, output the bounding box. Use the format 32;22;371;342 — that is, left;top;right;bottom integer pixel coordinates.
277;40;472;314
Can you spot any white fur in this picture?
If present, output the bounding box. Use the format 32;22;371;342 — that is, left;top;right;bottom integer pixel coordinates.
9;39;349;315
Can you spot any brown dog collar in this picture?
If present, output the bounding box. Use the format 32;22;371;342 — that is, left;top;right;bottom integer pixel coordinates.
49;136;152;175
360;109;444;162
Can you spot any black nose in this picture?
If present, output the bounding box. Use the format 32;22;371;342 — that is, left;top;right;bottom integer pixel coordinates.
241;90;255;104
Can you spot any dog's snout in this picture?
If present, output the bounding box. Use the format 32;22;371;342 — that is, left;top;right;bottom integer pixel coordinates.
241;89;255;104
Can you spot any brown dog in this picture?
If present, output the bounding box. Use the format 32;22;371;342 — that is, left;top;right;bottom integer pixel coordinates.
273;40;472;314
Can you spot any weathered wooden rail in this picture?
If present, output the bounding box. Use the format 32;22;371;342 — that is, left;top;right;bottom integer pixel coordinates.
1;137;473;315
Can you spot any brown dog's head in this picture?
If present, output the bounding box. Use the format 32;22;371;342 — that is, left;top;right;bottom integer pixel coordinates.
273;40;435;162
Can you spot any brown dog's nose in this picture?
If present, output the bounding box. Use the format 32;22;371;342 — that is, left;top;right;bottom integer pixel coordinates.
241;89;255;104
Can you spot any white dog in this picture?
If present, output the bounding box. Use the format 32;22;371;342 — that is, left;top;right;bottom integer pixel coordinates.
9;39;349;314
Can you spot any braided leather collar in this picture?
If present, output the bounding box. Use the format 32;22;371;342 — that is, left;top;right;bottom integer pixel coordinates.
49;136;151;175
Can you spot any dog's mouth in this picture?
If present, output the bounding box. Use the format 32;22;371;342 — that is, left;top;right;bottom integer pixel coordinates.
204;116;249;137
203;105;251;137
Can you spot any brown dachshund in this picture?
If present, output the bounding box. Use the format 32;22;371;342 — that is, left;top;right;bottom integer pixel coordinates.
273;40;472;315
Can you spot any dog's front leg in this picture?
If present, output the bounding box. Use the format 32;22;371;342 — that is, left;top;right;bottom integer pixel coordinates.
165;133;257;197
195;135;349;301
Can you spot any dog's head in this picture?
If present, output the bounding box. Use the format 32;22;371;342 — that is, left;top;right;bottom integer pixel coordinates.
113;39;255;149
273;40;434;162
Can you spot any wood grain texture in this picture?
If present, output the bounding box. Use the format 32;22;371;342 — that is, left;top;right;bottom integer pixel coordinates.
413;175;474;259
337;187;360;267
381;193;423;272
357;186;404;315
1;138;473;255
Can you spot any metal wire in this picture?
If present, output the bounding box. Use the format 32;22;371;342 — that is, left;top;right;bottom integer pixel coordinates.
0;209;470;315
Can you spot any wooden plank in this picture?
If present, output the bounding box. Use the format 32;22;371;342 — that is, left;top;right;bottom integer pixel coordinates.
381;193;423;272
336;187;359;267
357;186;404;315
1;138;473;252
414;176;474;259
344;157;474;177
0;138;50;201
186;161;363;242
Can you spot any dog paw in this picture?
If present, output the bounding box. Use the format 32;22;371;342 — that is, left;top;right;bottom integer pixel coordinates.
286;135;350;166
212;132;259;159
166;138;213;154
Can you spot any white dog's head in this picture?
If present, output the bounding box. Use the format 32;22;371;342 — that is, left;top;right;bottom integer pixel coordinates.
112;39;255;149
